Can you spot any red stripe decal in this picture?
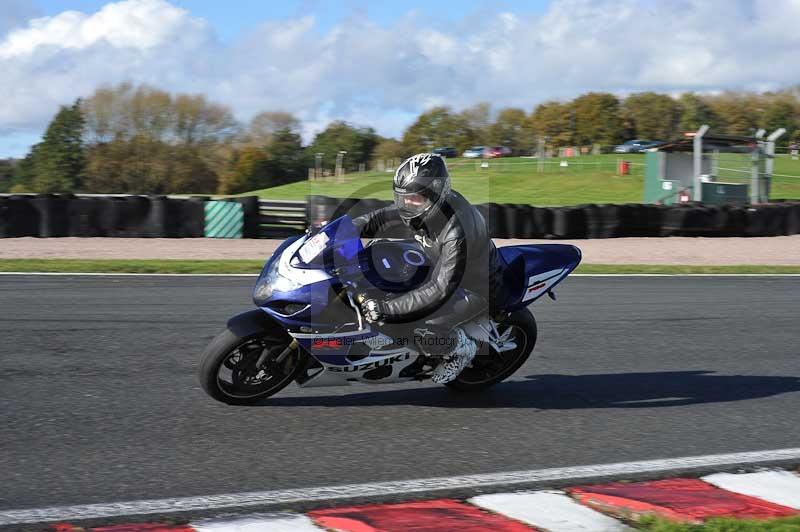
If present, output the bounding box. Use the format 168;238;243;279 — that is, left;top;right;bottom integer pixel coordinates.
528;283;546;292
569;478;798;523
309;499;538;531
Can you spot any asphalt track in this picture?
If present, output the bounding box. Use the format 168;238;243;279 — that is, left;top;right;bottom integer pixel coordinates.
1;275;799;518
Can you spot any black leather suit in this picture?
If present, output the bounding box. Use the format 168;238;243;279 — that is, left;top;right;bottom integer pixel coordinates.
353;191;505;328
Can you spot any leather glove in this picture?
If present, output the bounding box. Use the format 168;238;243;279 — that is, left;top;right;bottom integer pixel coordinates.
359;298;384;324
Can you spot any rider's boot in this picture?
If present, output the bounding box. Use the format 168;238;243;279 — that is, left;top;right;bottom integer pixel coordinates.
431;328;477;384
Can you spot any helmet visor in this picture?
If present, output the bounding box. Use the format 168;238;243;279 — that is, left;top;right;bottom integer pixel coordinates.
394;191;432;218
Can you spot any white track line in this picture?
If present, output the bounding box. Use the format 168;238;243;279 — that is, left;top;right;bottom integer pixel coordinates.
2;448;799;526
0;272;798;277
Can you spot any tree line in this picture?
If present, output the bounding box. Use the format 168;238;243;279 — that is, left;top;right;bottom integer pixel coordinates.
2;83;799;195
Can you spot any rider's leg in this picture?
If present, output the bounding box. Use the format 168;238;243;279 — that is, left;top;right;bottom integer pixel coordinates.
415;290;487;384
429;327;477;383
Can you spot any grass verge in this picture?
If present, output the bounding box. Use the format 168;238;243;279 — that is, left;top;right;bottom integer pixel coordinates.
639;515;800;531
0;259;799;275
0;259;265;274
248;154;800;204
575;264;800;275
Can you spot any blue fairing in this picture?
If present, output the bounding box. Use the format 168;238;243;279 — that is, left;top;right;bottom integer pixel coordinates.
252;216;365;334
498;244;582;310
250;215;581;366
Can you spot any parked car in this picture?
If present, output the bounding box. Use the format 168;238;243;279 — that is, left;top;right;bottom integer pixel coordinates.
432;146;458;158
641;140;665;151
462;146;486;158
486;146;512;158
613;139;664;153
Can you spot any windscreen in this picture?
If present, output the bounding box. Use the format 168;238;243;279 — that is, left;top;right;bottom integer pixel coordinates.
295;215;363;273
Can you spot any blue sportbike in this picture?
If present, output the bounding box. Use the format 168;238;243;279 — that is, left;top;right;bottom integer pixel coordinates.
199;215;581;404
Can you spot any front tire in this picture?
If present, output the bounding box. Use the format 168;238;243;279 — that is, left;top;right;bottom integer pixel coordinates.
198;327;303;405
446;308;537;393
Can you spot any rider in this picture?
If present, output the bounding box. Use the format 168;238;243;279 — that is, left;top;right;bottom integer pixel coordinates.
354;153;505;384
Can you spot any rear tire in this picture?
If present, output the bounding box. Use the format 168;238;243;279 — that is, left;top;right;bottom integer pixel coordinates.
445;308;537;393
198;327;303;405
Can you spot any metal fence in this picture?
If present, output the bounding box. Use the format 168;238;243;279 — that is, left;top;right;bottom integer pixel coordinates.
258;199;306;238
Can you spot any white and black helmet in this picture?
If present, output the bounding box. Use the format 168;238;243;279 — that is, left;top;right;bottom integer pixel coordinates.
393;153;451;227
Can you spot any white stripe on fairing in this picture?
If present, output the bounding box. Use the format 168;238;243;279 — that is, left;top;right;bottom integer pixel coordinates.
702;470;800;510
471;490;632;532
2;448;800;525
193;512;323;532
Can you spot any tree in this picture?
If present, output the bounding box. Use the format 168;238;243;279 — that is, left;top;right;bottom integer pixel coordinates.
458;102;491;145
218;147;269;194
84;136;172;193
167;145;219;193
173;93;237;146
488;108;528;153
262;129;306;185
246;111;301;146
371;138;407;167
80;83;238;193
678;93;719;133
572;92;623;146
25;100;86;193
402;107;477;154
760;92;799;146
218;129;306;194
0;159;16;192
307;121;378;172
707;92;759;136
622;92;681;140
529;101;573;147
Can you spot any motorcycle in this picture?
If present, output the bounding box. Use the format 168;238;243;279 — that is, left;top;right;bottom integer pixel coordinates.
199;215;581;404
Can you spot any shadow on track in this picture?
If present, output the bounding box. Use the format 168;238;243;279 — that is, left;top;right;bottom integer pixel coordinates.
260;371;800;409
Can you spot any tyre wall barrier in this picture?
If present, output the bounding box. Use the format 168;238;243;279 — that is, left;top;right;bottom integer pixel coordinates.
0;194;212;238
31;194;73;237
2;195;800;239
0;195;40;237
232;196;260;239
67;197;104;237
304;196;800;240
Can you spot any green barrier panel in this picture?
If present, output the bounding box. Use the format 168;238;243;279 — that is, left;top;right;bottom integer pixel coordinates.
204;201;243;238
700;182;749;206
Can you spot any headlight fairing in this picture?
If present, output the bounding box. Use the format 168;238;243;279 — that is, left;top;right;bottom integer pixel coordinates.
253;256;303;306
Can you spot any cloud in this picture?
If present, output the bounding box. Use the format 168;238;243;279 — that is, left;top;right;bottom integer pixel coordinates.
0;0;217;133
1;0;800;155
0;0;208;58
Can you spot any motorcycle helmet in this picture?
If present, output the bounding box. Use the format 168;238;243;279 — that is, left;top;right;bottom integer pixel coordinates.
393;153;451;228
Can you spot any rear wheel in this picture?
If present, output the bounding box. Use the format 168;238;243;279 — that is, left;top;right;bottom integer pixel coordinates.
446;308;537;393
198;328;303;405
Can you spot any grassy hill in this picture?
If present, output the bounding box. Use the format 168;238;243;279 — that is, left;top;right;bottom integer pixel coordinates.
249;153;800;205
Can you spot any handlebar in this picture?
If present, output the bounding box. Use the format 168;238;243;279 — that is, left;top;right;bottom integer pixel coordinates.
333;280;368;332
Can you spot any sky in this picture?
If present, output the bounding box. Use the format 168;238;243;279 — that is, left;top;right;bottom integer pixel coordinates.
1;0;799;158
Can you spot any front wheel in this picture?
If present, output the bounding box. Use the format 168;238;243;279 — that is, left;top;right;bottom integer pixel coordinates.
198;327;303;405
446;308;537;393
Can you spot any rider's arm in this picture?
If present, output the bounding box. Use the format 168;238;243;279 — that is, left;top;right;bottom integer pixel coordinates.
380;225;467;323
353;205;404;237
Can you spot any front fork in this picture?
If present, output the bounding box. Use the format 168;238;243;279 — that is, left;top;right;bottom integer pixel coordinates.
255;338;299;369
